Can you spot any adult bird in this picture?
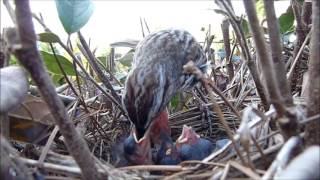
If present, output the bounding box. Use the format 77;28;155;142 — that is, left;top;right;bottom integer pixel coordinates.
122;29;208;165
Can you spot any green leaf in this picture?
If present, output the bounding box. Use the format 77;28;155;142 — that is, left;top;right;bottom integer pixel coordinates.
117;50;134;67
9;55;18;65
278;6;295;34
38;32;60;43
241;19;250;38
255;0;266;21
51;74;65;85
170;94;180;110
40;51;76;76
114;72;127;84
97;56;107;67
55;0;94;34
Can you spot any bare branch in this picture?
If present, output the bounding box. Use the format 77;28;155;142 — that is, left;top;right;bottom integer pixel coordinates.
12;0;101;179
215;0;270;110
263;0;293;106
243;0;299;140
78;31;121;104
221;19;234;81
242;0;286;115
305;0;320;146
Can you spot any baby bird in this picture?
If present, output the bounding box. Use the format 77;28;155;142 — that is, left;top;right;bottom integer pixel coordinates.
176;125;214;161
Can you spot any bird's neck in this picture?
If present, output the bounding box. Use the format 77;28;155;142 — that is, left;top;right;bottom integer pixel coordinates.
151;110;171;135
149;110;171;146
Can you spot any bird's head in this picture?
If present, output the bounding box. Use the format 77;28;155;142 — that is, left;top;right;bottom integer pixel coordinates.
122;65;172;140
123;128;153;165
175;125;214;161
122;29;207;141
176;125;200;147
155;132;181;165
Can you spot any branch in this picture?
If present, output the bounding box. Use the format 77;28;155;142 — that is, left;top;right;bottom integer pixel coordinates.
12;0;101;179
305;0;320;146
243;0;286;114
31;14;126;114
2;0;16;24
77;31;121;104
221;19;234;81
183;61;248;168
243;0;298;139
215;0;270;110
290;0;311;92
263;0;293;106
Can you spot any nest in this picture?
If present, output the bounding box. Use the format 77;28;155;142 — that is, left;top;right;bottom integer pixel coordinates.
4;92;311;180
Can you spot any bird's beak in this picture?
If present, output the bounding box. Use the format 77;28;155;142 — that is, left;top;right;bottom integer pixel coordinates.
127;128;153;165
132;128;151;150
176;125;199;145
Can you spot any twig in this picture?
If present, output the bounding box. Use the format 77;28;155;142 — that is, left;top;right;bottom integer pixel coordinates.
19;157;85;177
229;161;260;179
1;136;34;180
250;133;268;164
243;0;299;140
243;0;286;115
287;31;311;80
180;160;225;167
262;136;301;180
209;83;241;119
50;43;111;142
202;107;277;163
220;162;230;180
304;0;320;146
119;165;185;172
78;31;121;104
38;126;59;165
221;19;234;81
49;43;79;97
263;0;293;106
300;114;320;125
214;0;269;110
143;18;150;34
32;14;125;114
290;0;311;92
183;61;247;166
140;17;145;38
2;0;16;24
95;55;123;86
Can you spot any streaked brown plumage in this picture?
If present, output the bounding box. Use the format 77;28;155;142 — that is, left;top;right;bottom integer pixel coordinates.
122;29;207;140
